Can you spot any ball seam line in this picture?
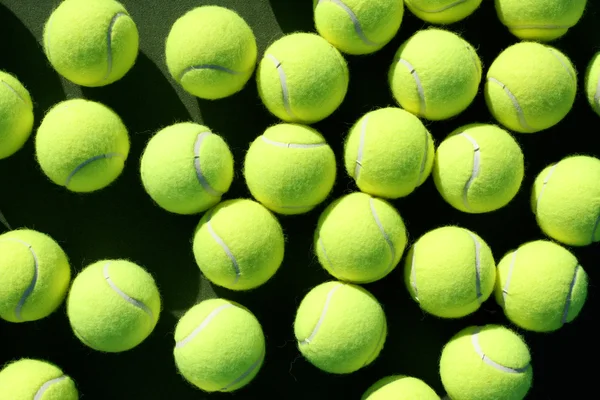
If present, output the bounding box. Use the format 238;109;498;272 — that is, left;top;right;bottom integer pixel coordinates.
594;71;600;114
487;77;532;132
397;59;426;116
353;114;369;181
34;375;67;400
534;163;558;215
220;346;265;391
65;152;126;188
103;12;128;83
460;133;481;212
179;64;246;81
175;303;234;348
591;212;600;243
561;264;581;324
548;49;576;82
369;198;396;276
501;250;518;306
299;283;343;345
0;80;26;103
466;231;483;303
464;42;481;76
363;318;386;366
206;208;241;284
409;245;419;301
0;238;38;321
407;0;468;13
193;131;224;197
318;0;379;47
318;237;336;274
103;262;154;319
260;136;326;149
507;24;572;30
471;327;530;373
416;129;429;186
265;54;296;120
0;209;11;230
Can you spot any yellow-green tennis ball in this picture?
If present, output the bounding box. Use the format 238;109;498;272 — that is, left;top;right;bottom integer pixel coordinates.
388;28;482;121
313;0;404;55
485;42;576;134
362;375;439;400
193;199;285;291
294;281;387;374
344;107;434;199
433;124;524;213
0;71;34;160
585;52;600;116
257;32;349;124
495;0;587;41
174;298;265;392
495;240;588;333
140;122;234;215
0;229;70;323
405;226;496;319
315;192;407;283
67;259;161;352
43;0;138;87
244;124;336;215
0;359;78;400
35;99;130;193
405;0;483;24
165;6;257;100
532;155;600;246
440;325;532;400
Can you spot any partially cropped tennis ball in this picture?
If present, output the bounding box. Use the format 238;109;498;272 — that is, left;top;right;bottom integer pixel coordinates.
67;259;161;352
43;0;138;87
585;52;600;116
405;0;483;24
405;226;496;319
389;28;482;120
495;240;588;333
294;281;387;374
140;122;234;215
35;99;130;192
257;32;349;124
433;124;524;213
0;71;34;159
244;124;336;215
532;155;600;246
362;375;439;400
440;325;533;400
174;298;265;392
313;0;404;55
315;192;407;283
485;42;577;133
165;6;257;100
193;199;285;291
344;107;434;199
0;359;78;400
495;0;587;41
0;229;70;323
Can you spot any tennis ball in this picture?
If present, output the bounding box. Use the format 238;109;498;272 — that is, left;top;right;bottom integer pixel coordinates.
0;359;78;400
405;226;496;319
244;124;336;215
192;199;285;291
440;325;532;400
495;0;587;41
313;0;404;55
257;32;349;124
362;375;439;400
433;124;524;213
0;229;70;323
43;0;138;87
294;281;387;374
140;122;234;215
585;52;600;116
35;99;130;193
485;42;576;134
174;298;265;392
405;0;482;24
165;6;257;100
0;71;34;159
532;155;600;246
315;192;407;283
344;107;434;199
389;28;482;120
495;240;588;333
67;259;161;352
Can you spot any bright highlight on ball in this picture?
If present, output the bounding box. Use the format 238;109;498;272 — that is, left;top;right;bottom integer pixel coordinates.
0;71;34;160
405;0;483;24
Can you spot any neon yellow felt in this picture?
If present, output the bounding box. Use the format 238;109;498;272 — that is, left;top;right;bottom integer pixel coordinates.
585;53;600;116
165;6;257;100
244;123;336;215
0;359;78;400
313;0;404;55
485;42;577;134
174;298;265;392
344;107;434;199
193;199;285;291
0;71;34;160
495;0;587;41
362;375;439;400
404;226;495;319
257;32;349;124
388;28;481;120
67;259;161;352
532;155;600;246
294;281;387;374
405;0;483;24
440;325;533;400
0;229;70;323
43;0;138;87
35;99;130;193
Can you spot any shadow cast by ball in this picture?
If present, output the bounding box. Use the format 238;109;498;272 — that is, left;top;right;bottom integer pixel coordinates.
267;0;314;34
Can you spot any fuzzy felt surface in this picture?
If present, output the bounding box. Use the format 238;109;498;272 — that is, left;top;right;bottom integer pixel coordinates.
585;52;600;116
0;71;34;159
361;375;439;400
0;359;78;400
405;0;483;24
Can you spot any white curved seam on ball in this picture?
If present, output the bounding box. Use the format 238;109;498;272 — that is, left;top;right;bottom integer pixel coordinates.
354;114;369;181
206;209;241;284
464;43;481;76
508;24;572;30
1;80;26;103
261;136;326;149
103;12;128;82
193;131;223;197
466;231;483;303
487;77;532;132
561;264;580;325
410;244;419;301
471;327;530;373
318;0;378;46
594;73;600;114
397;59;426;116
501;250;518;306
0;209;11;230
175;303;234;348
363;319;386;367
65;152;126;188
460;133;481;212
266;54;296;120
318;237;336;273
299;283;343;345
407;0;467;13
34;376;67;400
179;64;245;81
369;198;396;275
548;48;576;82
534;163;558;214
103;262;154;318
221;346;265;390
416;129;429;186
1;238;39;321
591;213;600;243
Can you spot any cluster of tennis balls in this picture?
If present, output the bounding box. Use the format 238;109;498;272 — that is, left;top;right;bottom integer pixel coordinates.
0;0;598;399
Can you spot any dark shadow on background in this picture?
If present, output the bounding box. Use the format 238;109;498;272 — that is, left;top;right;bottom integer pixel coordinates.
267;0;314;33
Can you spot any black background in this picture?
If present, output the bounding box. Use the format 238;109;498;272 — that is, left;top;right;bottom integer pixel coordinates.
0;0;598;399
